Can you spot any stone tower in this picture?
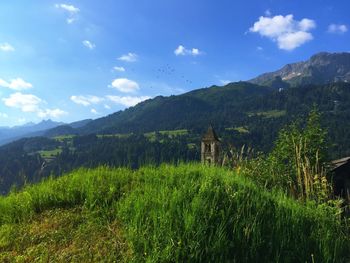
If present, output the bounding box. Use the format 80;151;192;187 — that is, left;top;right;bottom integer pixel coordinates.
201;126;220;165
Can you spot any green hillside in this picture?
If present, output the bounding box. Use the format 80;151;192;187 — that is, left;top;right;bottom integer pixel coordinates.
4;82;350;195
0;164;348;262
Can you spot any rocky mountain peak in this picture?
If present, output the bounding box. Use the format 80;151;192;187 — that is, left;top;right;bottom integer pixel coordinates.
249;52;350;87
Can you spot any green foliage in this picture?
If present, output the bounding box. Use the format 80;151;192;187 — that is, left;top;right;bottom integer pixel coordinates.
225;126;250;133
1;164;347;262
0;134;199;194
38;148;62;159
119;165;348;262
236;108;332;203
0;166;134;225
247;110;287;118
268;108;329;200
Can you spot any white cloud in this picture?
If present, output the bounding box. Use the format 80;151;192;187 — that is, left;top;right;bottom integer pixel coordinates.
264;9;272;17
113;66;126;72
219;80;232;85
277;31;313;50
249;14;316;51
0;112;8;118
328;24;348;34
66;17;76;24
174;45;203;56
118;53;138;62
3;92;42;112
0;78;33;91
192;48;200;55
111;78;139;93
38;108;67;118
174;45;186;55
257;46;263;51
70;95;104;106
90;108;98;114
55;3;80;14
3;92;67;119
18;118;26;123
106;95;151;107
0;43;15;52
104;104;111;109
82;40;96;50
55;3;80;24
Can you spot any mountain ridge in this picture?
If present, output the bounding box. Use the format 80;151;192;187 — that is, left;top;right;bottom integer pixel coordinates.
2;51;348;141
249;52;350;87
0;119;64;146
45;52;350;137
0;119;92;146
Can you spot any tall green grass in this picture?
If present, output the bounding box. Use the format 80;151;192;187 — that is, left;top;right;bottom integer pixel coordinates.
0;164;349;262
118;165;349;262
0;166;134;225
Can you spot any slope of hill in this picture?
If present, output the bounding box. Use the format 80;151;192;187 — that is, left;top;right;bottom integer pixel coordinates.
249;52;350;87
0;119;92;146
75;82;272;135
0;120;64;146
0;164;348;262
3;82;350;194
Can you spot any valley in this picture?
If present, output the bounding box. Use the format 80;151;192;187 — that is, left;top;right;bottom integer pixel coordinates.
1;52;350;262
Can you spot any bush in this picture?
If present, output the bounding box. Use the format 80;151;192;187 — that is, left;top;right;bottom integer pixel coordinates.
236;108;333;203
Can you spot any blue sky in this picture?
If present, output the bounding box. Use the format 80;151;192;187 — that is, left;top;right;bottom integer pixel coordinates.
0;0;349;126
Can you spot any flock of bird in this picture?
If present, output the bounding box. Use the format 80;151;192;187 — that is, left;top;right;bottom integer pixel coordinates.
121;63;194;92
153;64;193;84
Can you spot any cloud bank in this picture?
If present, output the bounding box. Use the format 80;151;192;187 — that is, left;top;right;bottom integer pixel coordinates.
249;14;316;50
0;78;33;91
174;45;203;56
111;78;139;93
328;24;348;34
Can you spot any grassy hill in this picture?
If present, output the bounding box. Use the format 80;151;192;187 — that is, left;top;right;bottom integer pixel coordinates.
4;82;350;194
0;164;348;262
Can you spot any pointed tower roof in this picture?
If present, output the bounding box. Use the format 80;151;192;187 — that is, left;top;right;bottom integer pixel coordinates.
202;125;220;142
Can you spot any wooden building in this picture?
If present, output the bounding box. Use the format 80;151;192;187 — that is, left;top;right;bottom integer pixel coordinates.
331;157;350;199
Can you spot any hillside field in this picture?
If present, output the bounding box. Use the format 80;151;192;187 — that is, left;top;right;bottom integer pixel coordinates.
0;164;348;262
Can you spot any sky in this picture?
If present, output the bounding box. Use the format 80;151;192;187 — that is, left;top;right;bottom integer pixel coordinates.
0;0;349;126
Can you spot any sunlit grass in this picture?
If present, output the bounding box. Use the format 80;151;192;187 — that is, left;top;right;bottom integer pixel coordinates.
144;129;188;141
38;148;62;159
0;207;128;262
0;164;348;262
53;135;76;142
225;126;250;133
97;133;132;139
247;110;286;118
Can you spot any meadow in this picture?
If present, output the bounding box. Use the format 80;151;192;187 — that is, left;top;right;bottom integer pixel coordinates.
0;164;348;262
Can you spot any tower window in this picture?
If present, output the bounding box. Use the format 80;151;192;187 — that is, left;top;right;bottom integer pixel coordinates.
205;143;211;152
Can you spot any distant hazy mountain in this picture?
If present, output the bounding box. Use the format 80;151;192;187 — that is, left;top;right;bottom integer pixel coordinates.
0;120;64;145
249;52;350;87
68;119;92;129
43;119;92;137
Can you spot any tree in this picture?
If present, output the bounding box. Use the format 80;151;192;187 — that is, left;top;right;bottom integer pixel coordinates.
268;107;330;201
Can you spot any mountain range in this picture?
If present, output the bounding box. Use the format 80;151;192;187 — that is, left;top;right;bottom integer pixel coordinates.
249;52;350;88
1;52;348;144
0;119;92;146
43;52;350;137
0;120;64;146
1;51;350;194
